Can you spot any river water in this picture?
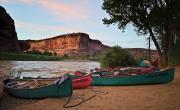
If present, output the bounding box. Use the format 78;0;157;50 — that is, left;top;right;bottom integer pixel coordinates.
0;61;100;79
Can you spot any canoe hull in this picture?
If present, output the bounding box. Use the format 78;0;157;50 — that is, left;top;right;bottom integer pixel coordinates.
92;68;175;86
4;78;73;99
72;75;92;89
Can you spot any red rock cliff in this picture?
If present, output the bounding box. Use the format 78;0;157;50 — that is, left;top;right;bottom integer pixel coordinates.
126;48;159;60
19;33;109;56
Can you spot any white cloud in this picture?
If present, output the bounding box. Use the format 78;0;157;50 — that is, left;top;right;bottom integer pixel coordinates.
3;0;91;21
15;20;83;39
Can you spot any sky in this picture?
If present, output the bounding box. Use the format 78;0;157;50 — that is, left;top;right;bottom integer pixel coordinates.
1;0;156;49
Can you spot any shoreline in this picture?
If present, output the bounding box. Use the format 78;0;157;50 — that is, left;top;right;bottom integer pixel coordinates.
0;52;98;61
0;66;180;110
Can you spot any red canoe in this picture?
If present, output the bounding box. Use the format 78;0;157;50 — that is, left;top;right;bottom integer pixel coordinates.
72;75;92;89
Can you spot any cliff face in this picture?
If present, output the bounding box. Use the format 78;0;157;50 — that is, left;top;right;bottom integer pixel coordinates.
0;6;20;52
127;48;159;60
20;33;109;56
19;32;159;59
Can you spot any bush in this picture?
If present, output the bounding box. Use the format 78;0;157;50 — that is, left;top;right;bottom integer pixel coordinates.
99;46;136;68
26;50;42;55
43;51;53;56
63;54;69;59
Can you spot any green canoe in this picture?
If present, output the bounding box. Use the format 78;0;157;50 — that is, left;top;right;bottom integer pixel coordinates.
92;68;175;86
3;75;73;99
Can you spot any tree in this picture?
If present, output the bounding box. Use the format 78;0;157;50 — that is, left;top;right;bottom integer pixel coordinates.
99;46;136;67
169;37;180;65
102;0;180;67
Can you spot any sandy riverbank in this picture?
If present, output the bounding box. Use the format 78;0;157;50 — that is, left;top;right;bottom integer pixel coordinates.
0;66;180;110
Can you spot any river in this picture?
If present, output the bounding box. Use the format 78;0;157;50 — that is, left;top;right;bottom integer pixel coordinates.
0;61;100;79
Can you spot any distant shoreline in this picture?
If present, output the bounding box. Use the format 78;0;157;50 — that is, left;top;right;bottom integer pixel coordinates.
0;52;98;61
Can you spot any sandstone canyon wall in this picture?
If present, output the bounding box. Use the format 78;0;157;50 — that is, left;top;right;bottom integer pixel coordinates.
127;48;159;60
0;6;158;59
20;33;109;56
0;6;20;52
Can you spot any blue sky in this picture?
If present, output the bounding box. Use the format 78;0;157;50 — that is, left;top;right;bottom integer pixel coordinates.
1;0;155;49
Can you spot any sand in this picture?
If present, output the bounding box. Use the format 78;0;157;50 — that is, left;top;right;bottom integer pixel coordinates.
0;66;180;110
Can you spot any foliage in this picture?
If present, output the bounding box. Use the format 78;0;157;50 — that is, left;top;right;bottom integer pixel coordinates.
53;52;57;56
43;51;53;56
26;50;42;55
0;52;63;61
63;54;69;59
99;46;136;67
102;0;180;66
0;52;99;61
26;50;54;56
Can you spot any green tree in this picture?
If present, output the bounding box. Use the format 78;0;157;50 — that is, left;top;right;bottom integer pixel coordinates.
63;54;69;58
43;51;53;56
99;46;136;68
102;0;180;67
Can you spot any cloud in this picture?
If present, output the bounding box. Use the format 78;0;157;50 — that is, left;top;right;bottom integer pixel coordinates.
0;0;7;3
1;0;34;3
3;0;110;44
40;1;90;20
3;0;91;21
15;20;82;39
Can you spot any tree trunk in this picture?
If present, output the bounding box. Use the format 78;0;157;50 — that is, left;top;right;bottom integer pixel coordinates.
159;54;168;68
147;25;162;55
163;23;171;68
146;25;169;68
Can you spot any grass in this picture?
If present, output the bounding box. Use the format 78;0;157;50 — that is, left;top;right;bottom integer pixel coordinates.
0;52;63;61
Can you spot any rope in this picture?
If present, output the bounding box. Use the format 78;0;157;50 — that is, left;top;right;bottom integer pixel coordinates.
63;95;96;108
90;88;109;94
90;78;109;94
63;73;108;108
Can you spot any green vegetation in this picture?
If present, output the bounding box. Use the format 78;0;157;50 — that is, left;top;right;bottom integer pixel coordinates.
0;52;63;61
62;54;99;61
0;52;99;61
99;46;136;68
102;0;180;67
26;50;56;56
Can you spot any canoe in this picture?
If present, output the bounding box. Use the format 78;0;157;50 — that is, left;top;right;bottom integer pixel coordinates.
22;74;92;89
78;67;155;77
71;75;92;89
92;68;175;86
3;75;73;99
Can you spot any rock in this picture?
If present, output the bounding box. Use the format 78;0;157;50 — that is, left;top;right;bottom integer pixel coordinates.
19;33;109;56
0;6;158;59
126;48;159;61
19;32;159;59
0;6;20;52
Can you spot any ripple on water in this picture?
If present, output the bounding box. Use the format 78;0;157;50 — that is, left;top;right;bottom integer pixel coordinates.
0;61;100;78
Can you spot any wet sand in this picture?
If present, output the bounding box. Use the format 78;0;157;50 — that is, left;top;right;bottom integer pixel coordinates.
0;66;180;110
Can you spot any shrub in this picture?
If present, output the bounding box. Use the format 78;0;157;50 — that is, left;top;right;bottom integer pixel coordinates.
99;46;136;68
26;50;42;55
63;54;69;59
43;51;53;56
